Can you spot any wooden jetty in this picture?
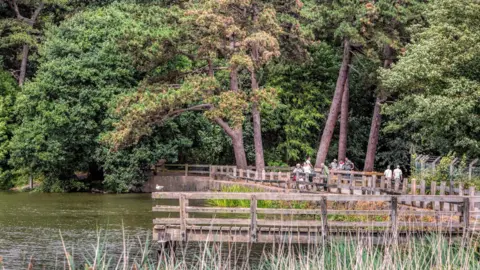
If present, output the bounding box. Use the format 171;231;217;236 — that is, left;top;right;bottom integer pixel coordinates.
152;192;480;244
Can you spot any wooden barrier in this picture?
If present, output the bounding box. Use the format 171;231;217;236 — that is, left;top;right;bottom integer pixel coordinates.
152;192;476;244
154;164;479;212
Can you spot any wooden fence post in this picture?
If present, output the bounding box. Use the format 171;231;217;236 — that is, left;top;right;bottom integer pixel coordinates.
420;180;426;208
391;196;398;240
463;197;470;232
179;194;187;242
349;173;354;195
380;176;385;191
411;179;417;207
431;182;438;210
286;172;291;190
440;182;446;211
262;170;266;181
320;196;329;243
255;170;259;180
185;164;189;176
250;195;257;243
469;187;475;211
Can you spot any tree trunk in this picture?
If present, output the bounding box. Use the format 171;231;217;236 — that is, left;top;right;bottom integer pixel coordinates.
19;44;29;86
338;77;349;161
315;39;352;168
363;96;382;172
250;70;265;173
363;46;394;172
231;129;248;170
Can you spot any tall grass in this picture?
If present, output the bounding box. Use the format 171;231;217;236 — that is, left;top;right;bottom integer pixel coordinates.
8;229;480;269
207;185;312;209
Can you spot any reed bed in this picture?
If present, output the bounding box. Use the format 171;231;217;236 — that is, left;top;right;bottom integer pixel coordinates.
3;228;480;270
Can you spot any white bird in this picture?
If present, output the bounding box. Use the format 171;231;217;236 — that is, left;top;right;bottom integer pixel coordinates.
155;185;163;191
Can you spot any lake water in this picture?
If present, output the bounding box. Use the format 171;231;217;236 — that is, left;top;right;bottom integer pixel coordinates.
0;192;159;269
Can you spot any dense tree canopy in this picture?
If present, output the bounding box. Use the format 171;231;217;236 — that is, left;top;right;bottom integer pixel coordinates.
0;0;476;192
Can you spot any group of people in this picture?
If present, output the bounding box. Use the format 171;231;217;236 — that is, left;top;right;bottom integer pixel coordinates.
329;158;354;171
384;165;403;183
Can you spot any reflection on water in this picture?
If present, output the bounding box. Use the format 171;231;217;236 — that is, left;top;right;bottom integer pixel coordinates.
0;192;160;269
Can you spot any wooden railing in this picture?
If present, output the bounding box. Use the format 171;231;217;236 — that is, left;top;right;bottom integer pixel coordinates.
152;192;480;243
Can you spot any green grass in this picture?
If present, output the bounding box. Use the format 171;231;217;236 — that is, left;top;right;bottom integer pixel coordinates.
207;185;312;209
7;230;480;269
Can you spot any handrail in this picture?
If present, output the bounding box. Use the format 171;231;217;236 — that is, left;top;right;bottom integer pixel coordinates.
152;192;478;243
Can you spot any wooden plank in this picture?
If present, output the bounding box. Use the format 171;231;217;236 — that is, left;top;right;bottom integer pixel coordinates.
397;222;463;228
398;195;464;203
152;206;180;212
153;218;181;225
256;220;390;228
439;182;446;211
187;218;251;226
398;211;461;217
186;207;250;214
153;192;395;201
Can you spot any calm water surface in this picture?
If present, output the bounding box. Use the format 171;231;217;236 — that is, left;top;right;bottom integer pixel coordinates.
0;192;159;269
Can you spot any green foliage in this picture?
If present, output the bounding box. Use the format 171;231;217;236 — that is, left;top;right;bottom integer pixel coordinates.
7;2;187;192
382;0;480;157
0;70;18;189
266;43;339;162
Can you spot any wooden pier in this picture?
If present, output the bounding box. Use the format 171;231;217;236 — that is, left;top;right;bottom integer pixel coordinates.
152;192;480;244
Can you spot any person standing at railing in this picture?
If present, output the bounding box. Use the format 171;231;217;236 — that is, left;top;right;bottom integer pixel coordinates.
394;165;403;183
344;158;354;171
330;159;338;170
292;164;303;181
384;165;393;187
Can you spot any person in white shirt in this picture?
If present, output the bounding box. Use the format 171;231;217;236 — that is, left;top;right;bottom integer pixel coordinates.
394;165;403;181
330;159;338;170
384;166;393;181
303;162;312;174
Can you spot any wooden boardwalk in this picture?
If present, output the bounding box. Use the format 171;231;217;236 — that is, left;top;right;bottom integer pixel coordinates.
152;192;480;244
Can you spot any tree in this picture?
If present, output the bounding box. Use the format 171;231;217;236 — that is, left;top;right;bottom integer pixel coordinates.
107;0;297;171
363;0;426;172
0;69;18;189
0;0;70;85
382;0;480;157
9;3;181;191
302;0;381;168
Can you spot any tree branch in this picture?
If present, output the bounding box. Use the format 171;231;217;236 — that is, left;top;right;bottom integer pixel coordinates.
30;1;44;22
214;117;236;138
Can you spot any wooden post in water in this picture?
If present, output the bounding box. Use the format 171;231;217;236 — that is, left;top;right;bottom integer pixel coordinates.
391;196;398;241
250;195;258;243
320;196;329;243
179;194;187;242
